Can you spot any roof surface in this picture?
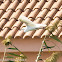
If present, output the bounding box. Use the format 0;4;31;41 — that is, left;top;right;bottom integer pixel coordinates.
0;0;62;39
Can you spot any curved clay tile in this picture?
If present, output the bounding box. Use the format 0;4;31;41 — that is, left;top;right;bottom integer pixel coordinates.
33;0;45;10
0;19;7;29
6;0;28;29
16;0;28;11
22;9;32;17
42;0;54;10
0;0;10;10
54;9;62;19
52;27;62;36
0;1;3;5
59;5;62;10
0;10;5;18
7;0;19;11
5;27;18;38
51;0;62;10
3;19;16;29
12;21;22;29
45;9;57;19
52;20;62;36
24;0;37;10
1;10;13;20
28;9;40;19
21;0;30;3
36;9;48;19
33;18;51;38
0;2;2;6
0;0;10;17
14;30;24;38
59;31;62;38
47;0;58;1
0;28;10;38
10;10;22;20
41;17;60;38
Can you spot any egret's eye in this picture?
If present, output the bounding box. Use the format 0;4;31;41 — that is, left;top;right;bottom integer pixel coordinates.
23;26;26;27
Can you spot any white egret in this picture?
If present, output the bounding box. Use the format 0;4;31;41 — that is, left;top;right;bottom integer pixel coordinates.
18;15;47;32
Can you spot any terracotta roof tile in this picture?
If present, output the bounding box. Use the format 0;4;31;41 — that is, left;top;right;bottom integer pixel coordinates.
41;17;60;38
42;0;54;10
1;10;13;20
16;0;28;11
0;0;10;18
51;0;62;10
0;0;62;39
3;18;16;29
36;9;49;19
33;0;45;10
25;0;37;10
6;0;19;11
59;5;62;10
10;10;22;20
0;19;7;29
5;27;18;38
59;31;62;38
0;28;10;38
0;1;3;6
0;0;10;10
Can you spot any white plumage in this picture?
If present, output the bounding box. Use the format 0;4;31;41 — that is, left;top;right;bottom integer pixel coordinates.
18;15;47;32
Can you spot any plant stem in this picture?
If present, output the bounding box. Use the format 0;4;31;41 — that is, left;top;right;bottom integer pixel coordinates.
35;36;46;62
2;46;7;62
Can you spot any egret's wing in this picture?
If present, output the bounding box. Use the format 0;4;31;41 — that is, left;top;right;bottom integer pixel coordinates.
18;15;35;27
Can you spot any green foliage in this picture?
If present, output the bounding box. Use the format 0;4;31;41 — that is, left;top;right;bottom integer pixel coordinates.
50;34;62;44
5;56;14;58
43;41;55;49
8;48;18;50
44;52;62;62
7;60;14;62
8;53;23;57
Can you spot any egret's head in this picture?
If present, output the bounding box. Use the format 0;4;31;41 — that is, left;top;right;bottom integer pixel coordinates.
39;24;47;29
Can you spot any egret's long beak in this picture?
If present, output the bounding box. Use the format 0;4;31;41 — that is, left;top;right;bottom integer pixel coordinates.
42;25;47;29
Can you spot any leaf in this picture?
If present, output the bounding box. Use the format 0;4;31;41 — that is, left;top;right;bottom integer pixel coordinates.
43;46;55;49
43;41;55;52
50;34;62;44
47;46;55;49
40;49;43;52
44;41;48;47
7;60;14;62
8;53;23;57
38;59;43;61
5;56;14;58
8;48;18;50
